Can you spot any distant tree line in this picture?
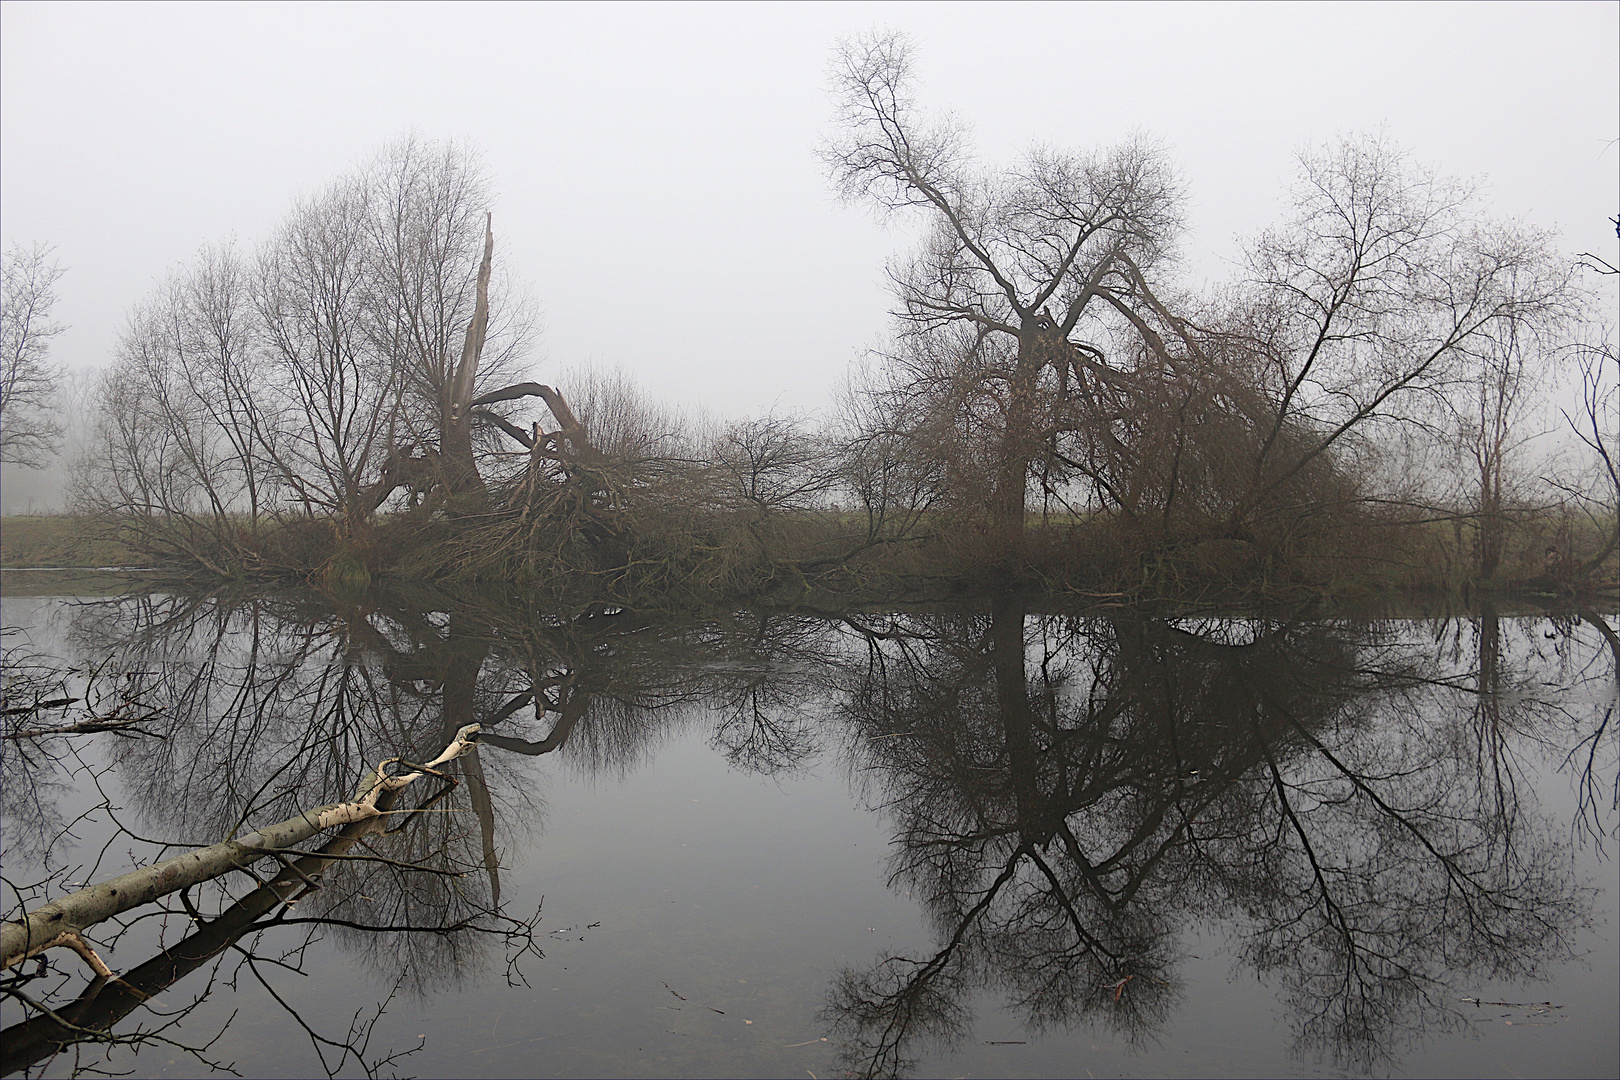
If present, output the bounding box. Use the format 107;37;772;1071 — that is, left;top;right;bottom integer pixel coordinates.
6;35;1612;599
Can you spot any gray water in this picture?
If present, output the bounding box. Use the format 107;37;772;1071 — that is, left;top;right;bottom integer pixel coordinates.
2;584;1615;1079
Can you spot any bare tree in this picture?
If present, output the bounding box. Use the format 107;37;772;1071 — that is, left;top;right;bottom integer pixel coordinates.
824;607;1590;1077
1551;215;1620;583
1548;335;1620;580
558;365;691;463
713;413;835;514
828;39;1579;585
824;30;1182;562
1049;137;1578;570
1451;321;1556;581
78;137;556;567
361;137;540;511
1231;139;1574;538
1;242;68;467
75;243;271;571
833;358;944;545
256;173;400;526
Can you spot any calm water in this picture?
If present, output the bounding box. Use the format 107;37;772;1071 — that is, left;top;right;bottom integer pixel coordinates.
1;583;1616;1079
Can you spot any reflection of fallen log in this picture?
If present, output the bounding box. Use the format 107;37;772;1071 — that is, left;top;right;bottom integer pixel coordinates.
0;772;420;1074
0;724;483;974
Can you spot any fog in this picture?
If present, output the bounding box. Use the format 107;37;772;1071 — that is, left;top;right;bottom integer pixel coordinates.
2;1;1616;513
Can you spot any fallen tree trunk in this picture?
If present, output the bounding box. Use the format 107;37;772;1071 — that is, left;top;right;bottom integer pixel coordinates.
0;724;482;973
0;781;411;1075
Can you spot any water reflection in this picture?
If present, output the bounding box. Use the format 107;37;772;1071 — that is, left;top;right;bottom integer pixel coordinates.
825;600;1608;1076
1;589;1612;1077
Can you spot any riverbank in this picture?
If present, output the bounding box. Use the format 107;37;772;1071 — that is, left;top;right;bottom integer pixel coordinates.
2;511;1613;607
0;516;142;569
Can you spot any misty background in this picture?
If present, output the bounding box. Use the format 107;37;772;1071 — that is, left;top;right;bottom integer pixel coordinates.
2;0;1616;514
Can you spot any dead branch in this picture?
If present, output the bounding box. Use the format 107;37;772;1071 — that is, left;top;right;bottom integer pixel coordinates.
3;716;161;741
448;214;495;420
0;724;483;972
1;697;79;716
470;381;551;408
474;408;536;449
0;770;433;1075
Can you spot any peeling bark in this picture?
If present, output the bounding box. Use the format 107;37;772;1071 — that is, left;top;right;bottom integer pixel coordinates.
0;783;411;1073
0;724;482;972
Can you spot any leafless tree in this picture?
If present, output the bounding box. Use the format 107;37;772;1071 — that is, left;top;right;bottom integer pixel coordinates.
713;413;835;514
1546;215;1620;584
833;359;944;545
823;606;1591;1077
74;243;271;571
1231;139;1574;534
828;39;1580;584
256;172;405;526
359;137;541;513
1044;137;1579;572
1544;335;1620;581
1448;319;1567;581
77;137;558;566
824;30;1182;561
558;365;692;463
1;243;68;467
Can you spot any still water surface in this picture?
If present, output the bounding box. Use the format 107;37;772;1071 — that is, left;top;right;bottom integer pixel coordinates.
1;584;1615;1078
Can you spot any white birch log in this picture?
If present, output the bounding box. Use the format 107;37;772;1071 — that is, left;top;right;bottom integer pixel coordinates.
1;723;481;972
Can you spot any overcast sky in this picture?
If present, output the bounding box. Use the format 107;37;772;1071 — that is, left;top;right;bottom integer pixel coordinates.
3;0;1616;422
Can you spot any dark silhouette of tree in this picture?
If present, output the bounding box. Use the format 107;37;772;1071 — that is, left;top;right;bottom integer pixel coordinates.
823;605;1589;1076
828;39;1579;586
824;31;1181;565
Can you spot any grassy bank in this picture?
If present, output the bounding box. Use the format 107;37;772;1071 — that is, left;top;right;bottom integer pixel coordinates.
6;508;1612;608
0;516;143;569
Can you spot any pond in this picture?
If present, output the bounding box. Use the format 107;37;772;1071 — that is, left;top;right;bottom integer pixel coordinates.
1;581;1616;1079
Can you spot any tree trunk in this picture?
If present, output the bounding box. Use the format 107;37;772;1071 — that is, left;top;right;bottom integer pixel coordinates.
0;724;482;973
0;802;381;972
990;595;1042;842
990;323;1051;568
1476;450;1503;581
0;785;407;1073
440;214;495;513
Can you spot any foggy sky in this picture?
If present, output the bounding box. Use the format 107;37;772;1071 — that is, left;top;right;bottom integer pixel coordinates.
2;1;1616;425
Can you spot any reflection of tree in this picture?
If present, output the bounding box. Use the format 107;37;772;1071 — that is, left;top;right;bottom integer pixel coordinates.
11;587;1605;1077
3;708;529;1071
2;624;173;875
27;587;841;1030
824;602;1593;1077
1567;611;1619;845
5;781;402;1074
